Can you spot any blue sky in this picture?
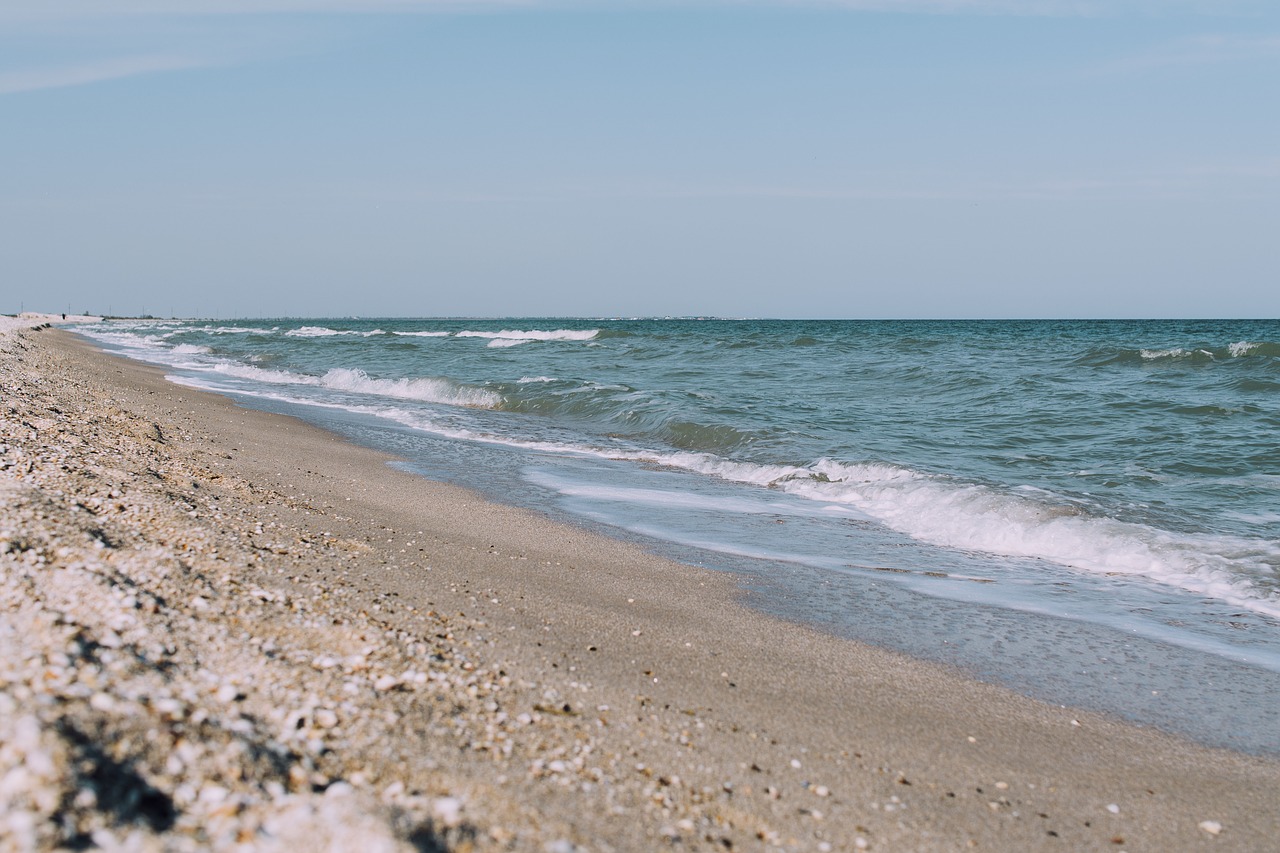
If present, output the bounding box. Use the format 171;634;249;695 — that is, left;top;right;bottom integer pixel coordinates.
2;1;1277;318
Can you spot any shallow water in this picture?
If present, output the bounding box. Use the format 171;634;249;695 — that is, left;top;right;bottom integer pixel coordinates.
74;318;1280;753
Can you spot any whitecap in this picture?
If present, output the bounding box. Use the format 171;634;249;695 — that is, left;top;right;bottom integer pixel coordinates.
455;329;600;346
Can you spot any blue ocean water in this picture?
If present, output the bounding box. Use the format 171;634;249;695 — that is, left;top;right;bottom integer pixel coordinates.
74;318;1280;751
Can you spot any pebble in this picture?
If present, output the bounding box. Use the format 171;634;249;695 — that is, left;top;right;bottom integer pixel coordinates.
432;796;464;828
1199;820;1223;836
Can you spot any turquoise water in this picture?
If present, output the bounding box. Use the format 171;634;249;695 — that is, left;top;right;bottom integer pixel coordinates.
75;318;1280;751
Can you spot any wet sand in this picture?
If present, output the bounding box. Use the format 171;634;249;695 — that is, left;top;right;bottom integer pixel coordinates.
3;320;1277;851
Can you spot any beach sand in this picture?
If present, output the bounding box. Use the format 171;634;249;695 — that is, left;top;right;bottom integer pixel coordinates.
2;320;1278;851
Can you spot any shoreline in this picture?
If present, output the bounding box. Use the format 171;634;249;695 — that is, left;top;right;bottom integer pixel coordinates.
3;323;1279;850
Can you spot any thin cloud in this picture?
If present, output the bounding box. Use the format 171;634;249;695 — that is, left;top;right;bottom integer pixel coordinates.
0;55;210;96
0;0;1262;20
0;0;534;23
1101;33;1280;72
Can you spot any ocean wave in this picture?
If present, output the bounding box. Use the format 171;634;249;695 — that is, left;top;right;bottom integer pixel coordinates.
189;325;265;335
207;363;498;408
765;461;1280;619
318;368;499;408
455;329;599;347
1141;347;1211;360
558;450;1280;619
75;329;169;351
285;326;385;338
212;362;318;385
172;344;212;354
392;331;451;337
1076;341;1280;366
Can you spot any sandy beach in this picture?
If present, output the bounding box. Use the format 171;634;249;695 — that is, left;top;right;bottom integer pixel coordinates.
3;319;1279;851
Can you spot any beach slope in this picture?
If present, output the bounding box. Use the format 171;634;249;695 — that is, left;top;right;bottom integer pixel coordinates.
2;322;1277;851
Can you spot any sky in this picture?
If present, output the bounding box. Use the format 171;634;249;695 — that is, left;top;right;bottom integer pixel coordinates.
1;1;1277;319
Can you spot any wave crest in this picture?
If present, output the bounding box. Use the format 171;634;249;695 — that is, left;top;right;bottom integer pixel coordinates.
1076;341;1280;366
456;329;599;347
319;368;499;408
285;326;385;338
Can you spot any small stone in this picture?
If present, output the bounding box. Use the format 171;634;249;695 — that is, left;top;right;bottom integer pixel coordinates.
1199;820;1222;836
1106;803;1120;814
813;785;830;798
314;709;339;729
432;796;463;828
374;675;399;691
153;697;183;718
215;684;239;703
198;784;229;805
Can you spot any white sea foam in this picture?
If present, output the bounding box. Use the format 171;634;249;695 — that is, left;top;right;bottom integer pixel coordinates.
518;376;557;384
542;450;1280;620
752;461;1280;620
212;362;318;385
173;344;212;354
1228;341;1257;357
455;329;599;347
187;325;262;335
317;368;499;408
205;362;499;407
523;473;867;520
285;326;348;337
392;331;450;338
76;330;169;351
1140;347;1214;360
285;326;383;338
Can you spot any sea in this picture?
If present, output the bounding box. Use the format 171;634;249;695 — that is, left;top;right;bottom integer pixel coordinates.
71;317;1280;754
